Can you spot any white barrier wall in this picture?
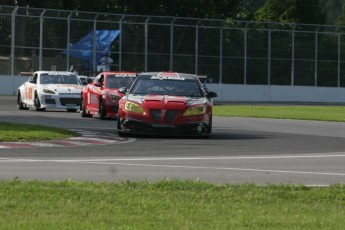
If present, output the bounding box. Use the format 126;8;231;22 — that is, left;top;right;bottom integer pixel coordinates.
206;84;345;103
2;74;345;103
0;75;30;95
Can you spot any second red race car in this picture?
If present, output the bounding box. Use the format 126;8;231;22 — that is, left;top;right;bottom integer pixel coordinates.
80;71;137;119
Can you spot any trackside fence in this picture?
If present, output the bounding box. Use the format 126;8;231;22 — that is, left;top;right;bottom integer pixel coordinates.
2;5;345;91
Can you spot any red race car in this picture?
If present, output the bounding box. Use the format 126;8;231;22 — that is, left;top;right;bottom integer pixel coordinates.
80;71;137;119
117;72;217;137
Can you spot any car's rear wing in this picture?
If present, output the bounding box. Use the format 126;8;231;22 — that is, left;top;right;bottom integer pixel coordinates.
197;75;207;79
19;72;33;77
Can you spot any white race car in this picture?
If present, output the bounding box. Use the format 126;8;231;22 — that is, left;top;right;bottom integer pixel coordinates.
17;71;83;112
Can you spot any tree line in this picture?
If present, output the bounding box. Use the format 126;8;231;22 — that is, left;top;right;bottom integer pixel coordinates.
1;0;345;26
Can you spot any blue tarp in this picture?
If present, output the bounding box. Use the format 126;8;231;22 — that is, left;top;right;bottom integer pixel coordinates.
63;30;120;62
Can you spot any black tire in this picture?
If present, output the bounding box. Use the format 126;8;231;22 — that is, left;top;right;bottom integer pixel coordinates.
207;116;212;134
199;115;212;139
117;115;127;137
80;96;92;118
67;109;77;112
99;100;106;120
34;94;45;111
17;92;28;110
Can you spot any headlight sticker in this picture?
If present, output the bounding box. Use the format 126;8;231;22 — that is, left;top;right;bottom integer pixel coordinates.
125;101;145;114
43;88;55;94
183;105;206;116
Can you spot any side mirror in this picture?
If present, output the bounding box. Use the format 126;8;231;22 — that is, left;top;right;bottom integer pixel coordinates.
206;91;217;98
117;87;128;94
81;79;88;85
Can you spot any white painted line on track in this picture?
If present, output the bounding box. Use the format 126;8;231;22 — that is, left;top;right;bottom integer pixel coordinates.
3;152;345;162
73;161;345;177
1;159;344;177
1;153;345;177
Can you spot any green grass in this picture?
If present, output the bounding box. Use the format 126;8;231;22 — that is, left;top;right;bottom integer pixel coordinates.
0;180;345;230
213;105;345;122
0;122;79;142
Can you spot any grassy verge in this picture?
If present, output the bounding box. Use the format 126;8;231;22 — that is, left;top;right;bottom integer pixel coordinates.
0;122;79;142
0;180;344;230
213;105;345;122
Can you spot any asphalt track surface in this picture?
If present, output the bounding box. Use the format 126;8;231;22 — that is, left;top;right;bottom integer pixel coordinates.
1;96;345;186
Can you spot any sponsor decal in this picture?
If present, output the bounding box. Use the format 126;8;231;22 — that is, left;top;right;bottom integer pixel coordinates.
114;74;136;77
151;76;185;81
152;124;175;128
47;72;70;76
59;93;80;95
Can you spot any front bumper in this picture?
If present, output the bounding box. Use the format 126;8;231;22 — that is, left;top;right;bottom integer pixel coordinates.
40;94;80;109
104;100;119;118
118;119;211;136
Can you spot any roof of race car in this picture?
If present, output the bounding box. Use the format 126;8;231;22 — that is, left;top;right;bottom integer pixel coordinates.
138;72;204;80
35;71;76;76
100;71;137;77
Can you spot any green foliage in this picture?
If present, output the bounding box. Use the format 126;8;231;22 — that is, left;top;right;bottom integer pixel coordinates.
336;0;345;26
254;0;325;24
3;0;244;19
319;0;343;24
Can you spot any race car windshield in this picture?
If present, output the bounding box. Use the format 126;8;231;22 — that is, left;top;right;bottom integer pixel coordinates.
130;76;204;97
40;74;81;85
106;75;134;89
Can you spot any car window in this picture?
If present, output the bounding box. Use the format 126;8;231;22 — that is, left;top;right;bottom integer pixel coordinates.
106;75;134;89
29;73;38;84
130;76;203;97
40;73;81;85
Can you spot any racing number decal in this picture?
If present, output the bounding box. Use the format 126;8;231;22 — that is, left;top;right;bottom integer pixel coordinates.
87;92;91;104
90;94;98;105
25;86;34;100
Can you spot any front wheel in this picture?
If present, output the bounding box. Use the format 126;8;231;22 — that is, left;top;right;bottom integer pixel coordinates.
34;94;45;111
80;96;92;117
99;100;106;120
207;116;212;134
67;109;77;112
117;115;128;137
17;92;28;110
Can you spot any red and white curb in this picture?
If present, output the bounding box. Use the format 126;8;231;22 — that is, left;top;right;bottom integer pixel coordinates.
0;129;135;149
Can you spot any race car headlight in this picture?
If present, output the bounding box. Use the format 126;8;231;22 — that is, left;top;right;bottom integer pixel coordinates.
183;105;206;116
125;101;145;114
43;88;55;94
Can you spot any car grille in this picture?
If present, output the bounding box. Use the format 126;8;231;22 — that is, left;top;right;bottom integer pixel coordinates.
150;109;161;122
150;110;178;123
45;99;56;104
60;98;80;106
165;110;178;123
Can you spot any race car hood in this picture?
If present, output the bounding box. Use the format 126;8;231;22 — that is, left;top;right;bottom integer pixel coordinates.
103;88;123;95
102;88;124;100
126;94;207;110
40;84;82;94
